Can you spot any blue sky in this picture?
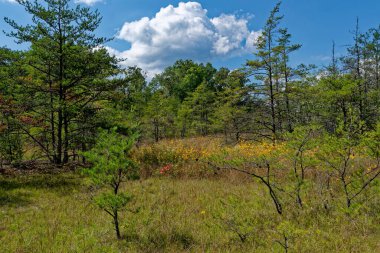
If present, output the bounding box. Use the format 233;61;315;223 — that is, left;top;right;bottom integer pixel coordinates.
1;0;379;76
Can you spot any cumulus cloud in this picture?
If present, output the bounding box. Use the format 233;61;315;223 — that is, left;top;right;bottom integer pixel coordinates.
74;0;102;6
1;0;17;3
110;1;259;76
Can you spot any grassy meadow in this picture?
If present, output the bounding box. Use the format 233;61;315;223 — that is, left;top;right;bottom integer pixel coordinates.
0;137;379;253
1;1;380;252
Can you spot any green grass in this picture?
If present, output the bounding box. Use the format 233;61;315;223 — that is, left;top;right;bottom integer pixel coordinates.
0;172;379;252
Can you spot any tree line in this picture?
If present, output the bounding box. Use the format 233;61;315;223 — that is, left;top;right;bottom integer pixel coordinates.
0;0;379;166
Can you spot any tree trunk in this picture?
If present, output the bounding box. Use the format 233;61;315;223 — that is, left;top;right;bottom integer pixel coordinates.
56;108;63;165
57;11;64;165
63;110;69;163
268;33;277;142
113;210;121;239
269;71;277;141
154;120;159;142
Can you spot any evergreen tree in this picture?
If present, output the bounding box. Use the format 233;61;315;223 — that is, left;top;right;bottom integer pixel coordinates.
4;0;120;164
247;1;284;141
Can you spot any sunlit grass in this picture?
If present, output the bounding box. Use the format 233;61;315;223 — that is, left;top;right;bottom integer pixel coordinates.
0;172;379;252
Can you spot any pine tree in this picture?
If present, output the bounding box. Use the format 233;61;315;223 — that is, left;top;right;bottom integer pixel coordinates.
4;0;120;164
247;1;283;141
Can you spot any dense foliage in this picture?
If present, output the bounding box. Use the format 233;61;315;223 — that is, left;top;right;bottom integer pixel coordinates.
0;1;379;161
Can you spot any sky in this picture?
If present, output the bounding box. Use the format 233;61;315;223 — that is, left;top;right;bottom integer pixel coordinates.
1;0;379;77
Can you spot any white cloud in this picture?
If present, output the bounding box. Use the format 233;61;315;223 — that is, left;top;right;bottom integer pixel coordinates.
111;1;259;76
1;0;17;3
74;0;102;6
211;14;255;55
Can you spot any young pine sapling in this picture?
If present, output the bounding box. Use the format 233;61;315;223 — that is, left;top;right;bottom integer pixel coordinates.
82;128;139;239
